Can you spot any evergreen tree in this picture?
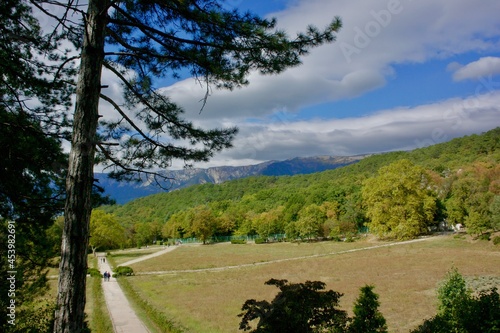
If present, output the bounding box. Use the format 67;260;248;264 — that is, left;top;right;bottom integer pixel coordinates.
436;267;472;328
349;285;387;333
29;1;342;331
411;268;500;333
0;0;73;331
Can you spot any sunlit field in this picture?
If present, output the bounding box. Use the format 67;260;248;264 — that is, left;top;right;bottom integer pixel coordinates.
109;247;167;266
110;235;499;333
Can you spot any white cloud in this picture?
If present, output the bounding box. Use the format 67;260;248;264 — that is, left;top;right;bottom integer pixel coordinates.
451;57;500;81
154;0;500;168
40;0;500;170
191;91;500;168
158;0;500;122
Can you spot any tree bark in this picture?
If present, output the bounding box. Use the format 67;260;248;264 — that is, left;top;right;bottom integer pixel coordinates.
54;1;109;332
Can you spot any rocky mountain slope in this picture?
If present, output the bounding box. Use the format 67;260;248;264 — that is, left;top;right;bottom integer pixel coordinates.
96;155;367;204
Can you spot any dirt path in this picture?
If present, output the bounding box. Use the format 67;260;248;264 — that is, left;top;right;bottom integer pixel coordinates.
136;236;437;276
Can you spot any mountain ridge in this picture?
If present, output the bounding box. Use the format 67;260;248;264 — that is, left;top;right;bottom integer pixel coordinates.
96;155;367;204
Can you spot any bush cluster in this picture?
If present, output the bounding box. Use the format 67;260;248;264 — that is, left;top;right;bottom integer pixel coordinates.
113;266;134;277
87;268;102;277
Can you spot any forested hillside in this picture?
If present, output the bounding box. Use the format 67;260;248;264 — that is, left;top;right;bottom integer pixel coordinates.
95;155;365;204
98;128;500;247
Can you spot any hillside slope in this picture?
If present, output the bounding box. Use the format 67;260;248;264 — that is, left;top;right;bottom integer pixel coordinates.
101;127;499;237
96;155;365;204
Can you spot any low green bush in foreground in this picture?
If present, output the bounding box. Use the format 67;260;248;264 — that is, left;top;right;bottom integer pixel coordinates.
239;279;387;333
410;268;500;333
239;268;500;333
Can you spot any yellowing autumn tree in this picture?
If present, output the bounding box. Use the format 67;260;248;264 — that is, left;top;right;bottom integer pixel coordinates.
191;205;218;244
362;159;437;240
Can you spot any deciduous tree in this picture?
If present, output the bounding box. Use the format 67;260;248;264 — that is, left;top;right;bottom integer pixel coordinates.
239;279;348;333
190;205;217;244
252;207;285;239
362;159;437;239
490;195;500;231
296;204;326;239
446;164;498;235
89;210;126;255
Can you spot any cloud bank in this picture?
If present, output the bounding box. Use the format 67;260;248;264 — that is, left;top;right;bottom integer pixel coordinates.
197;91;500;168
163;0;500;122
93;0;500;169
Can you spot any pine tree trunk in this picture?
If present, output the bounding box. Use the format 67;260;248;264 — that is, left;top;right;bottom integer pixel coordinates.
53;1;108;332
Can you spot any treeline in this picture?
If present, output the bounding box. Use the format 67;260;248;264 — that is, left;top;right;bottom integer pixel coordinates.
96;128;500;248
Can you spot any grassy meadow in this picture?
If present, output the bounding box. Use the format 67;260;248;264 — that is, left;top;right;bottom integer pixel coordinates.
113;235;500;333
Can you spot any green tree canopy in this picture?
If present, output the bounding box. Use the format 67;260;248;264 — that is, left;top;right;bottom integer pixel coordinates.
411;268;500;333
190;205;218;244
362;159;437;239
349;285;387;333
296;204;327;239
239;279;348;333
252;206;285;239
445;162;498;235
0;0;73;330
89;210;126;254
490;195;500;231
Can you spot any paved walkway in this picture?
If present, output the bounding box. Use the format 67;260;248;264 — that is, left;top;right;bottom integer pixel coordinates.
97;255;150;333
120;245;179;267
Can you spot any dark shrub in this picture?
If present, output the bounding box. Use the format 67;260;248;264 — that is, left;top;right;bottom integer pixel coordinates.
254;238;266;244
87;268;102;277
113;266;134;277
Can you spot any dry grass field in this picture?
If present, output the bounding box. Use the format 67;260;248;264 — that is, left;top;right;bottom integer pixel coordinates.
114;235;500;333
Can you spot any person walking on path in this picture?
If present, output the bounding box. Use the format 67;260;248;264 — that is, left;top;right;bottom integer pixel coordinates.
97;254;150;333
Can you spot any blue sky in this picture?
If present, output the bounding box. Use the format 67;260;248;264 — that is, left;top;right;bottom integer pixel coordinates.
100;0;500;169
